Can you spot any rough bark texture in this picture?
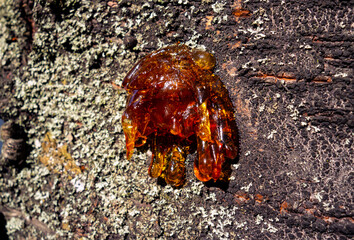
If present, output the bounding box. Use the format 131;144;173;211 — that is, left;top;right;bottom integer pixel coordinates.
0;0;353;239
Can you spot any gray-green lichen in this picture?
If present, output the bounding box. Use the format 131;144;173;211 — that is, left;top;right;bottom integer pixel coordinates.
1;1;258;239
0;1;27;70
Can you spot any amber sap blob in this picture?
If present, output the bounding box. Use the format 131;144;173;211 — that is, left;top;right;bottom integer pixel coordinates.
122;44;238;187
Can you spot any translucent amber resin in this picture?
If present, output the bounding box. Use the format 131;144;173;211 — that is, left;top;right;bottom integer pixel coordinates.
122;44;238;187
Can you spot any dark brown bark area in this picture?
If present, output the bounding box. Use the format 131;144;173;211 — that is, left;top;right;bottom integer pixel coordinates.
0;0;353;239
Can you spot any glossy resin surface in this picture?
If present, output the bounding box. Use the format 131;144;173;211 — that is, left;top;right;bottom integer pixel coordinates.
122;44;238;187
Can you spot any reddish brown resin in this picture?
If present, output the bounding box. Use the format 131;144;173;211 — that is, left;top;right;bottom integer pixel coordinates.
122;44;238;187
